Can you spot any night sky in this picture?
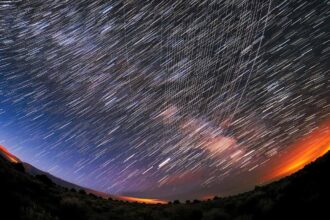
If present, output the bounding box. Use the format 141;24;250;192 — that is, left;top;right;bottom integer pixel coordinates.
0;0;330;200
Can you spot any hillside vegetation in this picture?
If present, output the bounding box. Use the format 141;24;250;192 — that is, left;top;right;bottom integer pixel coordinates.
1;150;329;220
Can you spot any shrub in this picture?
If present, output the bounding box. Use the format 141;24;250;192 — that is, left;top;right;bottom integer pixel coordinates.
79;189;87;195
173;200;180;204
35;175;53;186
59;197;90;220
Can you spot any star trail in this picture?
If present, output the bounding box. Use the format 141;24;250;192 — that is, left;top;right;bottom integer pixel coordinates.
0;0;329;200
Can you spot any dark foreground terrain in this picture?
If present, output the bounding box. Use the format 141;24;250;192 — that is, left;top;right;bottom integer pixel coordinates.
1;150;329;220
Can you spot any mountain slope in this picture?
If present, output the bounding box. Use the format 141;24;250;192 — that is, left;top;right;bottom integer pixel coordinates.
0;145;107;193
23;162;87;190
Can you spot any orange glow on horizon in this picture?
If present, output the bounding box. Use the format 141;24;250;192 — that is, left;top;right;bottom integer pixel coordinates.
0;145;20;163
263;119;330;182
116;195;167;204
201;194;215;201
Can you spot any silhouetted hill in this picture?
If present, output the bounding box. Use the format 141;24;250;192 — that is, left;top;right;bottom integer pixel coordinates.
23;162;86;190
0;145;115;199
0;149;329;220
22;162;113;199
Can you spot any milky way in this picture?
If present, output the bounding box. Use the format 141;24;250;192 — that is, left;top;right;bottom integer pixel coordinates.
0;0;330;200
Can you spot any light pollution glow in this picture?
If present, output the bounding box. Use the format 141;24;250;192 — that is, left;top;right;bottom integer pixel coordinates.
262;118;330;182
115;196;167;204
0;145;20;164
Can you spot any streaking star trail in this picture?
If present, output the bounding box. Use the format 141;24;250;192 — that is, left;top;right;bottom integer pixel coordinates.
0;0;330;200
